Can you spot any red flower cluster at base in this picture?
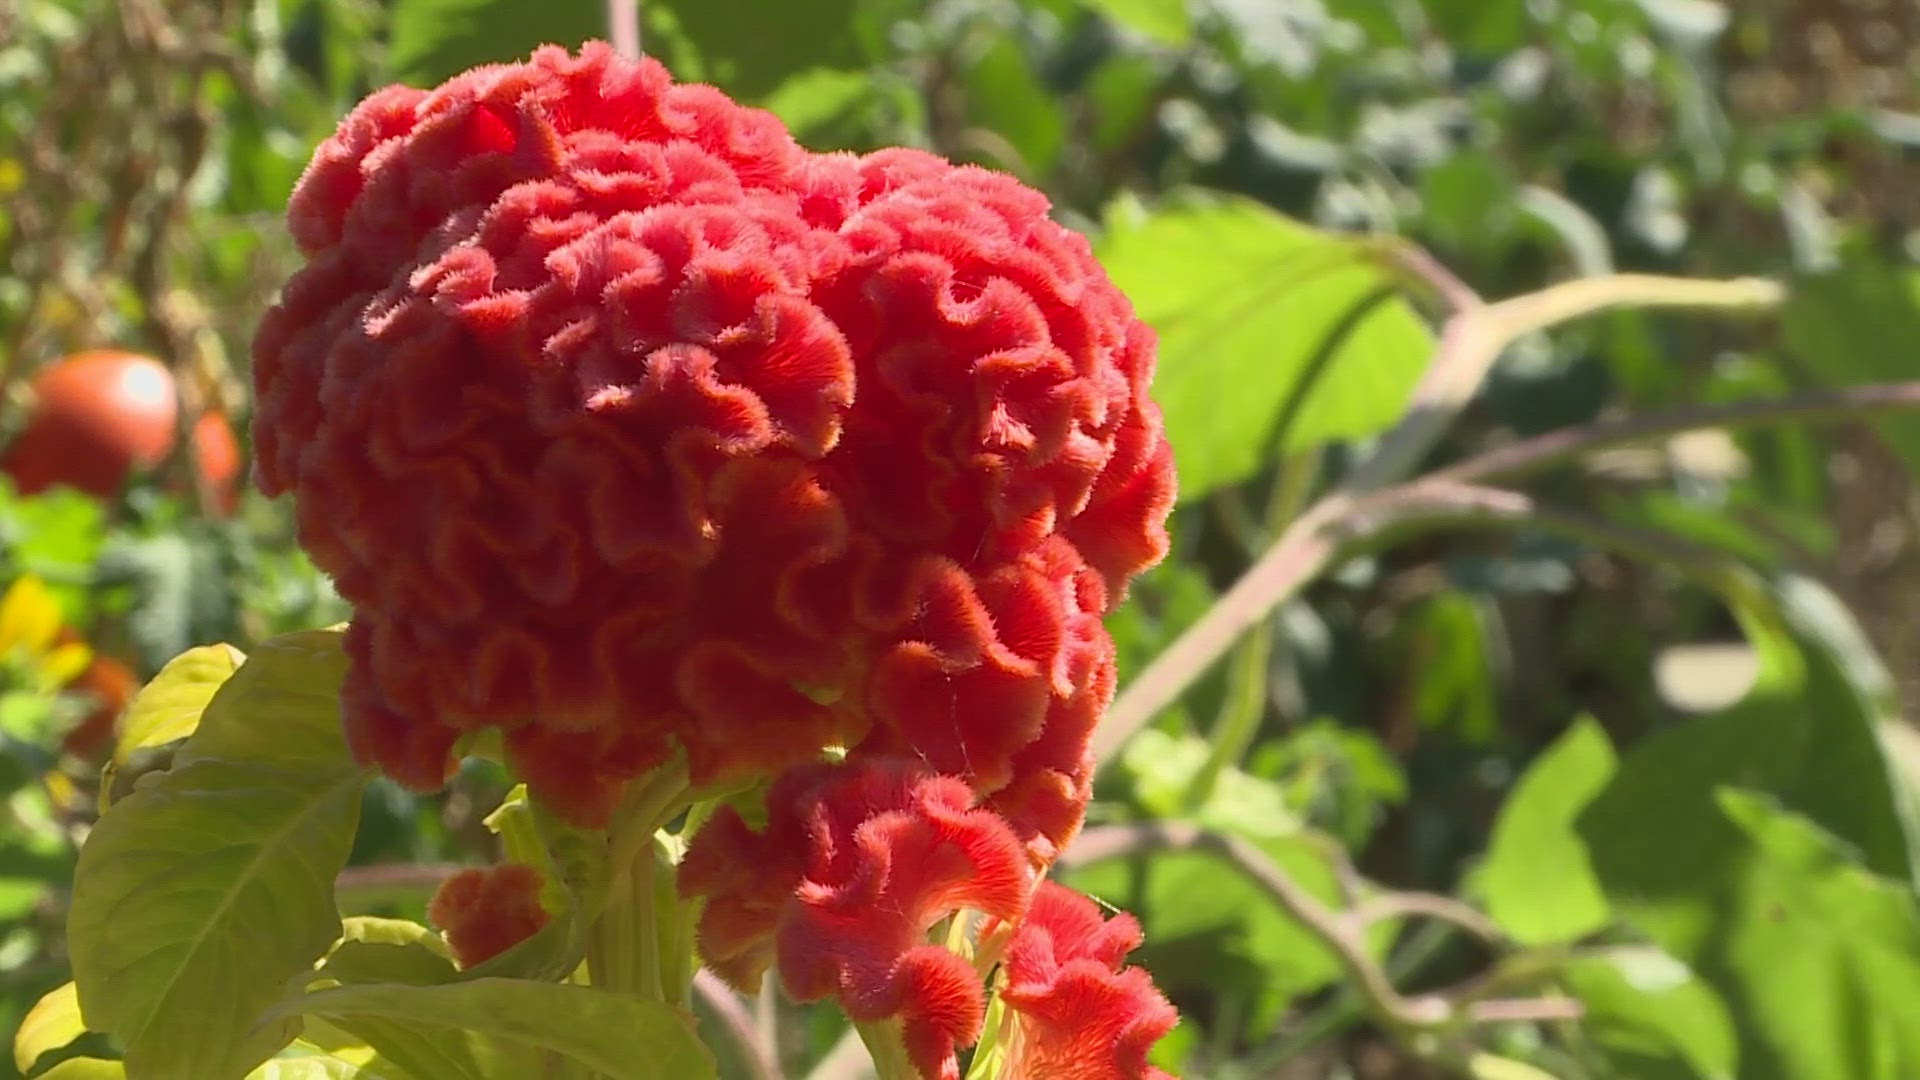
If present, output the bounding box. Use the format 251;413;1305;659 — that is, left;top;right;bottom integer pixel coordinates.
682;758;1176;1079
427;862;551;968
254;42;1175;836
996;881;1179;1080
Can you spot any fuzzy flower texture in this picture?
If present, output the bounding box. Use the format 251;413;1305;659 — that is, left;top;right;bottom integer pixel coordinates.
258;43;1177;1078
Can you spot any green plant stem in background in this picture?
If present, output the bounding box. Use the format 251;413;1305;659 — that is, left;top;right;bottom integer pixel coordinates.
1184;454;1316;808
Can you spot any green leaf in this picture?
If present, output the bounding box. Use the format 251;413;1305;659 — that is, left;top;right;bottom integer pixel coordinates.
1562;947;1737;1080
1062;821;1381;1036
1699;790;1920;1079
272;978;716;1080
101;642;246;810
34;1060;125;1080
642;0;862;99
315;918;458;988
960;39;1064;179
69;628;368;1079
758;68;869;139
1082;0;1190;44
1578;578;1920;1079
1478;716;1617;945
109;643;245;764
387;0;603;86
1118;729;1300;838
249;1058;390;1080
1780;260;1920;475
14;981;84;1074
1097;195;1431;500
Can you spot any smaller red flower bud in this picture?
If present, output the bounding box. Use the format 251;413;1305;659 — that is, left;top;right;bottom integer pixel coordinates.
427;862;551;968
681;758;1032;1079
997;881;1179;1080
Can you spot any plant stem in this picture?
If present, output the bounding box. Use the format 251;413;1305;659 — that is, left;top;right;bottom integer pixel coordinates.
586;760;689;997
694;969;784;1080
606;0;642;57
853;1018;920;1080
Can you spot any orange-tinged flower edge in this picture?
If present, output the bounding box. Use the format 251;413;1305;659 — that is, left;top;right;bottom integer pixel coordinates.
680;758;1031;1080
996;881;1178;1080
427;861;551;968
254;42;1175;833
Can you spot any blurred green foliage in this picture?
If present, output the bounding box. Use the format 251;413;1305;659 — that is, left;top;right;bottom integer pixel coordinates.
4;0;1920;1077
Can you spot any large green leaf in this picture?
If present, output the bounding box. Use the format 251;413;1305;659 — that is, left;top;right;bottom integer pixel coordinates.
1579;579;1920;1078
271;978;715;1080
1478;716;1617;945
1097;195;1432;500
1691;790;1920;1079
69;629;368;1079
1562;947;1737;1080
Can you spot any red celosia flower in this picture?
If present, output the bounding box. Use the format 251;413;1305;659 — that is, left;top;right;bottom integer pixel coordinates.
427;862;552;968
254;43;1174;831
680;758;1031;1079
996;881;1178;1080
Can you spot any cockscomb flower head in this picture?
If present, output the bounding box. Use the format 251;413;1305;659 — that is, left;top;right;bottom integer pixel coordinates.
427;861;552;968
995;881;1178;1080
254;43;1175;832
680;758;1031;1079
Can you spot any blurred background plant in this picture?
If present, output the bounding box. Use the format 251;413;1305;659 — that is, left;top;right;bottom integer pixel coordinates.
5;0;1920;1078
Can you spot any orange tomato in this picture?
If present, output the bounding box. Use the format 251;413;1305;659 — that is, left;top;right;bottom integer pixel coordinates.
2;350;244;512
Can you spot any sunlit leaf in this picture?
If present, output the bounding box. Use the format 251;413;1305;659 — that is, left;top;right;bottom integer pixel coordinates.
14;981;85;1075
100;642;246;810
70;628;368;1078
1562;946;1737;1080
1478;716;1617;945
1098;195;1431;500
271;978;716;1080
315;918;458;988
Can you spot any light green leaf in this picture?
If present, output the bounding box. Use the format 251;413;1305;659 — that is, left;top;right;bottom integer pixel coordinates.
1562;947;1737;1080
758;68;869;139
1083;0;1190;44
1479;716;1617;945
1119;729;1300;838
70;628;368;1079
100;642;246;810
249;1058;389;1080
272;978;716;1080
1098;195;1431;500
14;981;84;1074
110;643;245;765
1701;790;1920;1079
315;918;458;988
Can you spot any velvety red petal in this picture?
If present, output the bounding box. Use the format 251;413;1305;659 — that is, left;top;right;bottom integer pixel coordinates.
427;863;552;968
254;43;1174;829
